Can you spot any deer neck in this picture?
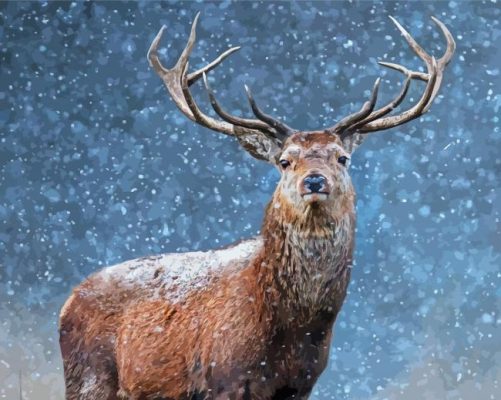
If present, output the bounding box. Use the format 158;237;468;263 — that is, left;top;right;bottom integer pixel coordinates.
254;191;355;325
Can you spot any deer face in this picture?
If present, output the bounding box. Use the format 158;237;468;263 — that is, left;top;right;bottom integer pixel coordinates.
276;132;353;211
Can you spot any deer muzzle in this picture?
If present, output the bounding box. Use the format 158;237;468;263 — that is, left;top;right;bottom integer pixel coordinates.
300;173;330;201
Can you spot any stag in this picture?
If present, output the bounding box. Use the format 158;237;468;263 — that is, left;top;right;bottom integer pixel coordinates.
59;14;455;400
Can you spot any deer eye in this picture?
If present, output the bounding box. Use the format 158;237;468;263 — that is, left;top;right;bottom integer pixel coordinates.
279;159;291;169
337;156;349;166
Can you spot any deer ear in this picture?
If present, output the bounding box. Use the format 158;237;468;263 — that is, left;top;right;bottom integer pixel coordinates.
341;133;366;154
234;127;282;162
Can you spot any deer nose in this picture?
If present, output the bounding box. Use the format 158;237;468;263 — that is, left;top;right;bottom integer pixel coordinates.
303;174;328;194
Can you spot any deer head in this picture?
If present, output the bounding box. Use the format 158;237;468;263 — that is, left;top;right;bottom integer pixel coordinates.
148;13;455;223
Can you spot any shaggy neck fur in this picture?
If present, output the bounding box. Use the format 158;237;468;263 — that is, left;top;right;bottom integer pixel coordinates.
252;191;356;325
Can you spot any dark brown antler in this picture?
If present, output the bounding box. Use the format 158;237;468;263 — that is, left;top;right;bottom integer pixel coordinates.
202;74;290;141
327;16;455;138
147;13;291;161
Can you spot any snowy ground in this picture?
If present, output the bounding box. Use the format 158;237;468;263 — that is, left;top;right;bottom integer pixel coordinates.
0;1;499;399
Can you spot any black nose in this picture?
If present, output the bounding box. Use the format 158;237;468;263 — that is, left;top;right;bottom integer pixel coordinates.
303;174;327;193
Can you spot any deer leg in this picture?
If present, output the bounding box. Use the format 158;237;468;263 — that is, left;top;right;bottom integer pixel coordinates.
63;362;119;400
61;332;119;400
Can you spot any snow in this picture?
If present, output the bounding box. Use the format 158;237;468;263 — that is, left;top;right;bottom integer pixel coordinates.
100;237;262;303
0;1;499;399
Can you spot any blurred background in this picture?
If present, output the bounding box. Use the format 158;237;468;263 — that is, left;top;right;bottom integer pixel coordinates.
0;1;499;399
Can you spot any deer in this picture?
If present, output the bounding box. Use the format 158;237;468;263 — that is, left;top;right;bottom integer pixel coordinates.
59;14;455;400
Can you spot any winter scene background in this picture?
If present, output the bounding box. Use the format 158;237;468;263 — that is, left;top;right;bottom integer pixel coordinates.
0;1;499;399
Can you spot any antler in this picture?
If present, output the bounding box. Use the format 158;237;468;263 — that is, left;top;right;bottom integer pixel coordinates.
149;14;455;157
202;74;293;142
327;16;455;138
147;13;292;161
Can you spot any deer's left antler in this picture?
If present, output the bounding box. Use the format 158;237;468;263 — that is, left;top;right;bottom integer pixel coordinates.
327;16;455;138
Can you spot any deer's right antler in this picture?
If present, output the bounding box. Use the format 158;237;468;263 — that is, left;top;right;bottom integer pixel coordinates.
148;13;291;161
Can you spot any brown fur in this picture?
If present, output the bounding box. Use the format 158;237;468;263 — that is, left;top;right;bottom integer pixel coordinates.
59;132;356;399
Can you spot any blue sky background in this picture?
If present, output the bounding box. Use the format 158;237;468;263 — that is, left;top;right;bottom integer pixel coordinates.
0;1;499;398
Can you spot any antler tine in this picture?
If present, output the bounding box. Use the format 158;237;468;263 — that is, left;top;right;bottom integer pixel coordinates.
328;78;381;135
244;85;294;140
424;16;456;112
351;16;451;134
388;16;432;64
147;25;169;77
432;16;456;68
348;73;412;132
202;73;278;137
173;12;199;72
378;61;428;82
203;73;276;139
188;46;241;86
